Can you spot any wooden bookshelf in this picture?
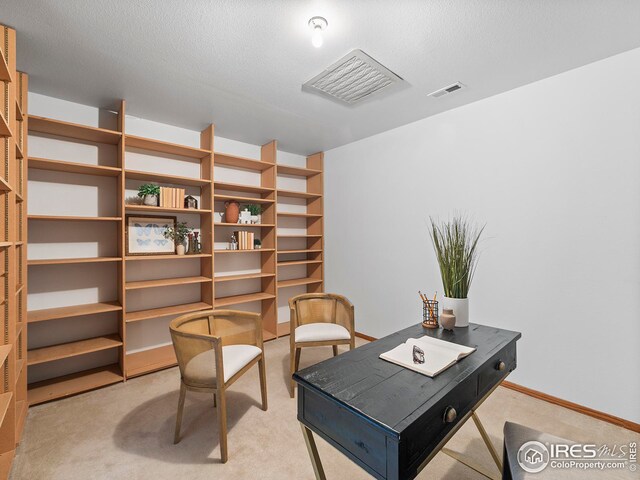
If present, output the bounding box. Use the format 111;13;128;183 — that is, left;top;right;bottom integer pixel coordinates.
28;257;122;266
215;152;272;171
125;253;210;261
125;345;176;378
124;205;212;214
29;116;121;144
214;181;274;194
214;292;276;308
1;26;28;472
28;215;122;222
27;335;123;366
125;169;211;187
125;276;211;290
215;222;275;227
28;157;121;176
27;364;123;405
214;194;275;204
214;272;275;282
27;301;122;323
124;301;213;323
275;153;324;333
214;248;275;254
126;134;211;159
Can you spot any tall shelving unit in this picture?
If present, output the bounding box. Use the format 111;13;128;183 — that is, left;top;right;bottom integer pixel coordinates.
213;141;278;340
26;104;125;406
0;24;28;479
122;122;215;378
20;98;323;405
275;153;324;335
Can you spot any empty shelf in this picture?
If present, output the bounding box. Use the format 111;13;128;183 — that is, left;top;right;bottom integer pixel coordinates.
214;272;275;282
277;212;322;218
27;334;123;366
126;134;211;159
214;222;275;228
215;153;272;171
125;169;211;187
27;364;123;405
29;115;122;144
125;254;211;261
277;164;322;177
214;194;274;204
28;157;122;176
214;181;274;194
125;345;177;378
28;301;122;323
277;277;323;289
125;302;212;323
277;189;322;199
215;248;275;254
214;292;275;307
28;215;122;222
125;276;212;290
278;249;322;254
278;259;323;267
28;257;122;266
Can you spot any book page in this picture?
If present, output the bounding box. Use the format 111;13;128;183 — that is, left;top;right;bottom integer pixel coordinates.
409;336;475;361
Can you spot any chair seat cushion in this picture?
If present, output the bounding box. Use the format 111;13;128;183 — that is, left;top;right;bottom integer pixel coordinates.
183;344;261;387
295;323;351;343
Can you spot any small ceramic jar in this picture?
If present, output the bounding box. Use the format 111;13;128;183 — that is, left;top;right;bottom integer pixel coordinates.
440;308;456;330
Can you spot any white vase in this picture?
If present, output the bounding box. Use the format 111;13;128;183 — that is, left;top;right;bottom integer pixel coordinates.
143;194;158;206
443;297;469;327
176;244;185;256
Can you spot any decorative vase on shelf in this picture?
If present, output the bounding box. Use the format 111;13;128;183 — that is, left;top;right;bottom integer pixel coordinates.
440;308;456;331
176;244;186;256
250;214;260;224
224;201;240;224
143;194;158;206
443;297;469;327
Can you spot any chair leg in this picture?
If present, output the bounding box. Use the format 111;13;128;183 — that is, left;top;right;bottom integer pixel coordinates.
350;337;355;350
289;344;296;398
332;345;338;357
173;383;187;444
213;393;216;408
217;388;228;463
295;347;301;371
259;357;268;411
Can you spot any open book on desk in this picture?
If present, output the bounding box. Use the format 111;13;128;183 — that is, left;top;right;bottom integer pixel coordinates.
379;335;476;377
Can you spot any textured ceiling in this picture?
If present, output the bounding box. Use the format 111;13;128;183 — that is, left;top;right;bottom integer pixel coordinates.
3;1;640;154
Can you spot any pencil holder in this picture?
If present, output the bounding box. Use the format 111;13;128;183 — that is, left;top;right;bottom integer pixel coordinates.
422;300;439;329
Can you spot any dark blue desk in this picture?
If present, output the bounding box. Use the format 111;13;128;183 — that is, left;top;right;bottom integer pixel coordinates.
293;323;521;480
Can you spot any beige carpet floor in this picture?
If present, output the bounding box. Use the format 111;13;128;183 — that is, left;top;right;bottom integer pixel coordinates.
12;337;639;479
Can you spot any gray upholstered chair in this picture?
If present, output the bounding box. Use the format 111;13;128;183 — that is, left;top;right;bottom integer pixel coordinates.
170;309;267;463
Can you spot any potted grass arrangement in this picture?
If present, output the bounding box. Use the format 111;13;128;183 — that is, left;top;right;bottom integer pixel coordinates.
163;222;192;255
246;204;262;224
429;216;484;327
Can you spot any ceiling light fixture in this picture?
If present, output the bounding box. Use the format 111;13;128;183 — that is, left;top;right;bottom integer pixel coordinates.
308;16;328;48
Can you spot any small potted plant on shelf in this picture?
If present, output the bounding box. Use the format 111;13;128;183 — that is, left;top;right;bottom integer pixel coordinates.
137;184;160;206
429;215;485;328
163;221;192;255
246;204;262;224
253;238;262;250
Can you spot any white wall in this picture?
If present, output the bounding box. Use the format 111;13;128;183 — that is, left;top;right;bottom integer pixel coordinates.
27;93;307;382
324;48;640;423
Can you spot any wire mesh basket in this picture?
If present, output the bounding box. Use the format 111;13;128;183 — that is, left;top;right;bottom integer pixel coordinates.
422;300;439;329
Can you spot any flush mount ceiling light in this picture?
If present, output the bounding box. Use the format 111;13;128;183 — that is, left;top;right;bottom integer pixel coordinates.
303;49;406;106
308;16;328;48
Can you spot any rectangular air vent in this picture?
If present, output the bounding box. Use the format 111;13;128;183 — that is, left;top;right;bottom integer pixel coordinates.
428;82;465;98
303;49;405;106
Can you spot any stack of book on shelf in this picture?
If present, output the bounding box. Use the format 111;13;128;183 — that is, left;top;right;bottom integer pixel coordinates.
234;230;256;250
160;187;185;208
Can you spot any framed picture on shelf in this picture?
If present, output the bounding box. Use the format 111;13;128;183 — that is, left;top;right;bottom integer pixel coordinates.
126;214;177;255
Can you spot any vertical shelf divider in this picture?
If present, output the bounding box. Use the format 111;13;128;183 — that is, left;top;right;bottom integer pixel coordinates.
260;141;277;339
306;152;324;293
117;100;126;378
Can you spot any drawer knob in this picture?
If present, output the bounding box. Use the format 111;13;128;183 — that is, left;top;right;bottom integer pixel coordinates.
443;406;457;423
496;361;506;371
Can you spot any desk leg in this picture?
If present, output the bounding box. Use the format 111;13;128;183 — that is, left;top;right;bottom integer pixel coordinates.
301;423;327;480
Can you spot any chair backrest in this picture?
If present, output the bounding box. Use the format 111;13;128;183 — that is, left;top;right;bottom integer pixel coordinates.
289;293;354;331
169;309;262;379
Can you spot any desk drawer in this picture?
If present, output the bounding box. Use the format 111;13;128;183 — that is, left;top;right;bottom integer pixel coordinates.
477;341;517;396
300;387;389;478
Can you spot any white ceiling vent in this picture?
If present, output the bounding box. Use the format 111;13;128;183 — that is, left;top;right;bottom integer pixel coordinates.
303;49;405;106
428;82;465;98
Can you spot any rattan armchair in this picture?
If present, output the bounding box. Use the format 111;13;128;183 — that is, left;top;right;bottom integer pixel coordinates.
169;309;267;463
289;293;355;397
